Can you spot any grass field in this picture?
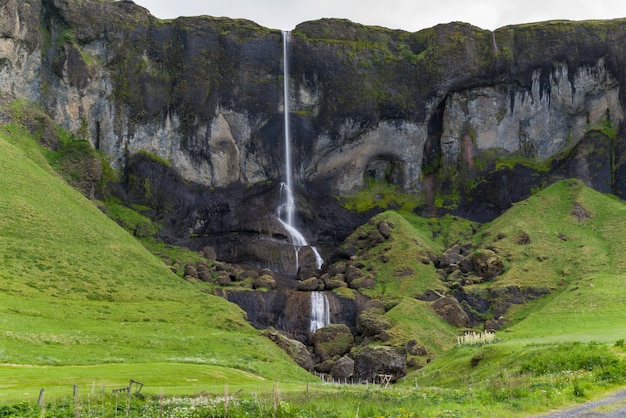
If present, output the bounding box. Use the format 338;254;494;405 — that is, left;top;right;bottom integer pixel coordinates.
0;124;313;405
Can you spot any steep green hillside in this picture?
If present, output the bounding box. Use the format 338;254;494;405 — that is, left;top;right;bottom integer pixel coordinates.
0;126;312;402
409;180;626;413
481;180;626;341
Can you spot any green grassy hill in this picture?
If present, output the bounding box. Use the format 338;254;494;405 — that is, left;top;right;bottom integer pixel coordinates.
406;180;626;415
0;124;312;403
475;179;626;342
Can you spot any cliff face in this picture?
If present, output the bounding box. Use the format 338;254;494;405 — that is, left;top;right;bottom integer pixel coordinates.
4;0;626;264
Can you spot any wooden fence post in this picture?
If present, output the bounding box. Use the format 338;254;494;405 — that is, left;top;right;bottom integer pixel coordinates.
38;388;45;407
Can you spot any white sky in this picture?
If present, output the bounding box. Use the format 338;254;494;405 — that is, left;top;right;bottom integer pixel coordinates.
132;0;626;32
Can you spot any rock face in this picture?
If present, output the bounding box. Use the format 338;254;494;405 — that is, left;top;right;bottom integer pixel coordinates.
5;0;626;267
223;289;368;342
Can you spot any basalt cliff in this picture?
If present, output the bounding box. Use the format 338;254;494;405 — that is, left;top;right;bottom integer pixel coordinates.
3;0;626;270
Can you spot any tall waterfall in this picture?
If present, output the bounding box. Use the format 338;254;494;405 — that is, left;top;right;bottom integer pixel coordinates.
278;31;323;273
310;291;330;333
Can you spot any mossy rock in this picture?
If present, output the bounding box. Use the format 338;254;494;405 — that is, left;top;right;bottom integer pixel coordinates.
253;275;276;290
297;277;322;291
325;278;348;289
350;275;376;290
356;307;392;337
312;324;355;358
262;327;313;370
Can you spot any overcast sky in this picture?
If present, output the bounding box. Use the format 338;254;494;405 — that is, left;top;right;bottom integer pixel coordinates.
132;0;626;32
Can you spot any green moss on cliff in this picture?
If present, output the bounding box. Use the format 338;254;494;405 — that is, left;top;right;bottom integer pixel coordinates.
339;178;424;213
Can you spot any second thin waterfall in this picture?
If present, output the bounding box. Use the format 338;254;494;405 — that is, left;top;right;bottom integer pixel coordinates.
278;31;323;273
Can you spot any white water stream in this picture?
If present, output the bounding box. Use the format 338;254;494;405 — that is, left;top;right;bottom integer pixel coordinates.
310;291;330;333
278;31;323;273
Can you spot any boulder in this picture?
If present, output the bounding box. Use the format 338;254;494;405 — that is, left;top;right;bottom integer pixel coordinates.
354;346;407;382
432;296;470;327
324;278;348;289
216;273;232;287
202;246;217;261
262;328;313;370
406;339;427;356
349;275;376;290
331;356;355;380
356;307;391;337
253;275;276;290
311;324;354;358
378;220;392;239
471;249;504;280
184;264;198;279
297;277;322;291
344;265;364;283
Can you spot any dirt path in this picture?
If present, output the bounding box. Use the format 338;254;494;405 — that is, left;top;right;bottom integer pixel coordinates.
539;388;626;417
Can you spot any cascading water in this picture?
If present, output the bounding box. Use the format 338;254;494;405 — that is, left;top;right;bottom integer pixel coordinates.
310;291;330;333
278;30;323;273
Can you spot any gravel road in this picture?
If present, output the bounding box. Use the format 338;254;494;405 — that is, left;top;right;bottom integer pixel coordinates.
539;389;626;417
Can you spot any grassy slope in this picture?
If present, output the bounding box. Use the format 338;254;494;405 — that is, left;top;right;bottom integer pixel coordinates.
342;211;476;355
408;180;626;415
476;179;626;342
0;127;312;402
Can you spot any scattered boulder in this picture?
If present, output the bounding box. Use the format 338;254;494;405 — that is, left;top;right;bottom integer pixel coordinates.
406;339;427;356
196;264;212;282
349;275;376;290
325;278;348;289
354;346;407;382
262;328;313;370
378;220;392;239
202;246;217;260
297;277;322;291
471;249;504;280
315;359;335;374
432;296;470;327
216;273;232;287
356;307;391;337
184;264;198;279
344;265;364;283
331;356;355;380
253;275;276;290
327;262;348;277
312;324;354;359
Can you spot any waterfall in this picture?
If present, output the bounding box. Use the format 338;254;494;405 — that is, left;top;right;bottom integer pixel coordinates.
310;291;330;333
278;31;323;273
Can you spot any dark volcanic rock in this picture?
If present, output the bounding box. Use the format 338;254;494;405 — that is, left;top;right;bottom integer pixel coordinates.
432;296;470;328
354;346;407;383
331;356;355;380
262;327;313;370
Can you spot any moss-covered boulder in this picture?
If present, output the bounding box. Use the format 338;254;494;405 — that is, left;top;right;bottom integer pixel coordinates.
356;307;392;337
262;327;314;371
311;324;355;359
253;275;276;290
471;249;504;280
